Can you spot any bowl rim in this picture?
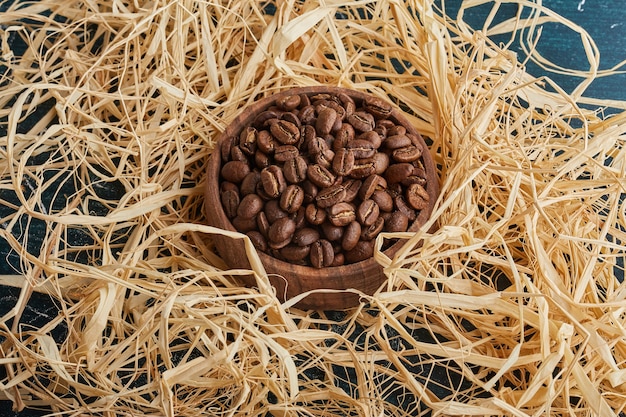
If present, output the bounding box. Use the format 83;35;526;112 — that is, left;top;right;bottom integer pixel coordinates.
207;85;439;276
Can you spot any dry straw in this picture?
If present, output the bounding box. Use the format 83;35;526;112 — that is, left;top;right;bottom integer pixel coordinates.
0;0;625;415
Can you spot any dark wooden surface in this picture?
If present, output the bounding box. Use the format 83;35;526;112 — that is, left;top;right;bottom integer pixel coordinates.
1;1;625;415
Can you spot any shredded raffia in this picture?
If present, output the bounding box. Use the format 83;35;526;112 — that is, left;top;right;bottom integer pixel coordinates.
0;0;625;416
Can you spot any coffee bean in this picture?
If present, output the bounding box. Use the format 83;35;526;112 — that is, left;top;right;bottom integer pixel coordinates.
332;148;355;176
307;163;336;188
349;160;376;179
299;105;316;125
274;145;299;162
345;240;374;263
220;135;236;162
357;199;379;226
270;119;300;145
372;152;390;175
232;215;258;233
384;162;413;184
392;145;422;162
221;160;250;183
305;203;326;225
328;202;357;227
283;156;308;183
277;94;301;111
393;195;417;221
316;107;338;136
237;194;264;219
268;217;296;243
361;217;384;241
239;126;257;155
260;165;286;198
292;227;320;247
264;199;288;224
384;134;412;150
314;148;335;169
221;189;239;219
358;130;382;148
240;171;261;195
406;183;429;210
346;139;376;159
257;129;277;154
291;206;306;229
371;189;393;212
359;174;387;200
247;231;268;252
257;211;270;237
254;110;280;127
342;221;361;251
343;179;362;202
364;95;393;118
310;239;334;268
321;222;344;241
280;184;304;213
316;183;347;208
301;180;318;203
280;244;310;262
254;150;271;169
385;211;409;232
347;111;375;132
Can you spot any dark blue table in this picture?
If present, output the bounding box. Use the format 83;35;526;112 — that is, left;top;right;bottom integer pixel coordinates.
1;1;625;415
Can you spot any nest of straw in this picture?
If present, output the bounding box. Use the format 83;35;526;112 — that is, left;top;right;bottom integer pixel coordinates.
0;0;625;416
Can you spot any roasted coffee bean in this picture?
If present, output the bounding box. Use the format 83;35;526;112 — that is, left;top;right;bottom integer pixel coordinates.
283;156;308;183
343;179;362;202
254;110;280;127
277;94;301;111
221;160;250;183
357;199;379;226
306;135;328;156
371;189;394;212
349;160;376;179
268;237;292;250
314;148;335;169
328;202;357;227
346;139;376;159
293;227;320;247
361;217;384;241
359;174;387;200
337;92;356;115
316;107;338;136
334;123;355;149
310;239;334;268
232;215;258;233
220;136;236;162
247;231;268;252
392;145;422;162
342;221;361;251
364;95;393;118
280;244;310;262
281;111;301;128
254;150;271;169
299;105;317;125
406;183;429;210
347;111;375;132
384;162;413;184
237;194;264;219
230;145;247;162
305;203;326;225
321;222;344;241
332;148;355;176
372;152;390;175
260;165;286;198
385;211;409;232
384;134;412;150
256;130;277;154
268;217;296;243
345;240;374;263
280;184;304;213
291;206;306;229
270;119;300;145
330;253;345;266
264;199;288;223
316;183;347;208
394;195;417;221
220;181;239;194
358;130;382;148
240;171;261;195
239;127;257;155
221;189;239;219
301;180;319;203
300;93;311;107
274;145;299;162
307;163;336;188
257;212;270;237
387;125;406;137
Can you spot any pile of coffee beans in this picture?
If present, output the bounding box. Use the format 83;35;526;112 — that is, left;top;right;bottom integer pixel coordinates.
219;90;430;268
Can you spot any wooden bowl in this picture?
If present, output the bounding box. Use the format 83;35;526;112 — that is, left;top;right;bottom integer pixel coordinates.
204;86;439;310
